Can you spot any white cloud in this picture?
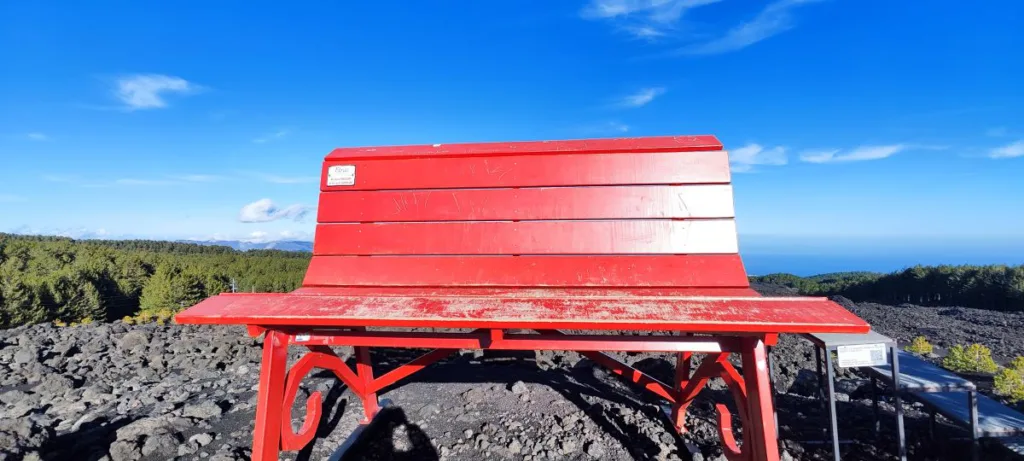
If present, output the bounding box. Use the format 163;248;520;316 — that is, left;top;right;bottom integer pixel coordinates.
581;0;723;39
729;143;787;173
797;149;840;164
27;132;47;141
990;141;1024;159
581;0;817;53
800;144;906;163
44;174;223;187
246;172;320;184
0;194;27;203
238;199;312;223
616;87;666;108
578;121;631;135
115;74;198;110
253;129;290;144
681;0;823;55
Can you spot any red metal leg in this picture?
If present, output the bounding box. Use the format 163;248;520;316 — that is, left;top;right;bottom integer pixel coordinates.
253;330;290;461
671;352;692;432
368;348;458;394
578;350;677;403
354;346;379;423
741;337;780;461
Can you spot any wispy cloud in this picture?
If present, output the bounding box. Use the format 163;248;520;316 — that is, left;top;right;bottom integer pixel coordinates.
990;141;1024;159
0;194;27;203
238;199;312;223
27;132;47;141
581;0;723;40
577;121;631;136
44;173;224;187
729;143;787;173
245;172;320;184
581;0;819;55
253;129;290;144
799;144;907;163
680;0;823;55
616;87;666;108
115;74;199;110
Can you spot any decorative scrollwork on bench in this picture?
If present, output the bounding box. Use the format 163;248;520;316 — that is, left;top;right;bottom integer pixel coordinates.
675;354;754;461
279;346;362;451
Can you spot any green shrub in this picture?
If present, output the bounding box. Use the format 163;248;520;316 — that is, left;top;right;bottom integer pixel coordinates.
996;367;1024;402
905;336;933;355
1009;356;1024;372
942;344;999;374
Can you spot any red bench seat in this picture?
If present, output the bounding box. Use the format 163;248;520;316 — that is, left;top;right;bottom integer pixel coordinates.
177;289;867;333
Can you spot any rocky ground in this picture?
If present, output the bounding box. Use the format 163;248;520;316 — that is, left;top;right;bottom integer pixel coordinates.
3;289;1024;460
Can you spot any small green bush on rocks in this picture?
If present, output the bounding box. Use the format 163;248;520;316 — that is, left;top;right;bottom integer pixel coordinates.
995;357;1024;402
904;336;933;355
942;344;999;374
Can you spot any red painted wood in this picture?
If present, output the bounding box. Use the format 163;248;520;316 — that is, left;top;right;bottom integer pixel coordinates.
741;338;781;461
291;286;761;297
326;135;722;161
284;329;742;353
174;293;871;334
320;150;731;191
312;220;737;255
317;185;734;222
302;255;751;288
354;346;378;422
252;330;289;461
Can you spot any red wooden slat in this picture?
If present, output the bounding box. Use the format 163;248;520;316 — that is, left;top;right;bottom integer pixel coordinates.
319;151;731;191
291;286;760;297
317;185;734;222
326;135;723;161
174;293;871;334
302;255;750;287
312;220;738;255
290;287;761;297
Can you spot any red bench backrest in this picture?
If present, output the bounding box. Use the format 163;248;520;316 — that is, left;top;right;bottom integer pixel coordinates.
303;135;750;289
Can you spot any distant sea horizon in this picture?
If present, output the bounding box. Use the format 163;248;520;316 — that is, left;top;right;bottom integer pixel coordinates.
5;232;1023;278
740;235;1024;276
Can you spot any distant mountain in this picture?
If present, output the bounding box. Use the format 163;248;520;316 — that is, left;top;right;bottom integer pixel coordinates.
181;240;313;252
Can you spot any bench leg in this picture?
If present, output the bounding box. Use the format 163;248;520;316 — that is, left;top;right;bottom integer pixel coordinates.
969;390;979;461
890;345;906;461
741;337;781;461
824;349;840;461
253;329;290;461
870;375;880;436
354;346;380;423
671;351;692;433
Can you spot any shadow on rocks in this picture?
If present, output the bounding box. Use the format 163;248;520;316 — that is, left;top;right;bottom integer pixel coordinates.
295;375;351;461
338;407;439;461
37;415;138;461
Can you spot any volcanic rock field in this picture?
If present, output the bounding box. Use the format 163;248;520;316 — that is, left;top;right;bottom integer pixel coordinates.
3;286;1024;460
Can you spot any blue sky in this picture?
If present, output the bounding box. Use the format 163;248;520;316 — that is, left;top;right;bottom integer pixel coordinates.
1;1;1023;266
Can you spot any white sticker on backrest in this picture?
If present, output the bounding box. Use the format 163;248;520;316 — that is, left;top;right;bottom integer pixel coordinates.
327;165;356;186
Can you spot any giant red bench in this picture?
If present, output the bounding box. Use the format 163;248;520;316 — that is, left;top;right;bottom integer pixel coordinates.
175;135;870;461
